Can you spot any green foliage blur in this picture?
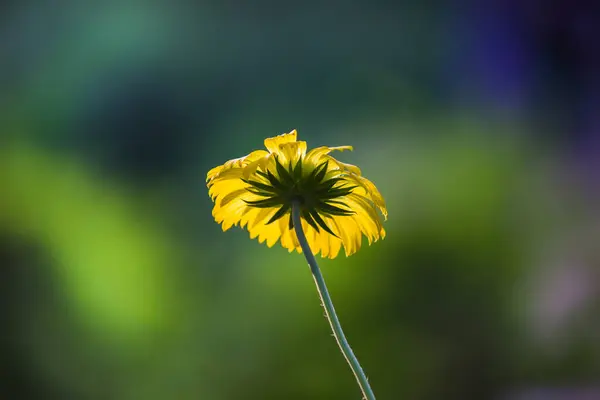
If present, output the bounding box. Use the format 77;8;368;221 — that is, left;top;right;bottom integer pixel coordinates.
1;2;599;399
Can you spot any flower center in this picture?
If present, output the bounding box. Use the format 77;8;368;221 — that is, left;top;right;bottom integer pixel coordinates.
242;156;357;232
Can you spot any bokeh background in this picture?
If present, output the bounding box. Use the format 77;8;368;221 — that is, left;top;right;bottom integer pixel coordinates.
1;2;599;399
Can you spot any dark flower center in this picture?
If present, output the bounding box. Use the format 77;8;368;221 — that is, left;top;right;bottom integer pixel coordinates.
242;156;357;235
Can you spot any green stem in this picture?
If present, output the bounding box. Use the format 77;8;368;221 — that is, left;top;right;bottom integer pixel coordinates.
292;203;376;400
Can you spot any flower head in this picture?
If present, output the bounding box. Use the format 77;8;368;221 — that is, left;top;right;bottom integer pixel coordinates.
207;129;387;258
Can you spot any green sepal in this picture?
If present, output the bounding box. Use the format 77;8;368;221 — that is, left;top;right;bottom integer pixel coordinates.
293;156;303;180
316;177;344;191
242;178;277;193
245;187;273;197
319;186;358;199
243;197;283;208
274;156;295;186
302;208;321;233
317;202;355;216
256;170;287;192
266;205;290;225
310;210;338;238
312;161;329;182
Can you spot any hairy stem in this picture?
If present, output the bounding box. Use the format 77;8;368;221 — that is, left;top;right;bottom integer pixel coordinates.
291;202;376;400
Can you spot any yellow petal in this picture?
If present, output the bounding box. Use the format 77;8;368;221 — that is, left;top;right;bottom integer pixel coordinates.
207;150;268;182
305;145;353;166
330;216;361;257
327;157;362;176
346;194;384;233
277;141;307;165
354;175;387;219
306;145;353;159
263;130;297;153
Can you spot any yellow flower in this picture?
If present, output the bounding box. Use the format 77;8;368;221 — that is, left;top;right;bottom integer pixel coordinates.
206;129;387;258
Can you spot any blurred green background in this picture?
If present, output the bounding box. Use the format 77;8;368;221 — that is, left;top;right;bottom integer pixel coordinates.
1;2;599;399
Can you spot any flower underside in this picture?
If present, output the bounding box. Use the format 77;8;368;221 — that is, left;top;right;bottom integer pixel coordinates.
243;155;356;236
207;130;387;258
